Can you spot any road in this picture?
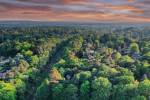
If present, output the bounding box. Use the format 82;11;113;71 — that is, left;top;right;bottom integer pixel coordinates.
26;48;63;100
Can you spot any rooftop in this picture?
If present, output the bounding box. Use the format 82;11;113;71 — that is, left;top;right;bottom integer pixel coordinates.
0;73;6;78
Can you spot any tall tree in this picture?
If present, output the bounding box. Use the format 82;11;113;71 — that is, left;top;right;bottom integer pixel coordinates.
130;43;139;55
111;52;121;60
80;81;90;100
65;84;78;100
52;84;65;100
49;69;62;82
139;79;150;98
90;77;112;100
94;40;99;50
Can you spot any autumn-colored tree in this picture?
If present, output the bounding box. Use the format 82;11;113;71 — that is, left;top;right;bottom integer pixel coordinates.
49;69;62;82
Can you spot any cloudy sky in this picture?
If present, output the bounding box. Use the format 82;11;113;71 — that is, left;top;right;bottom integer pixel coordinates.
0;0;150;22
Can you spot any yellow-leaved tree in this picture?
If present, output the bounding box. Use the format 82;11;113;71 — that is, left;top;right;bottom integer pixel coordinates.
49;69;62;82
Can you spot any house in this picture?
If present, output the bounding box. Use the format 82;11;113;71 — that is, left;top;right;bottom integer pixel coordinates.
126;45;130;49
107;55;112;60
131;52;142;62
12;59;16;63
100;43;104;45
0;62;5;67
87;48;94;56
0;73;6;79
3;59;9;63
1;68;11;73
113;50;117;52
83;51;85;55
125;50;130;53
87;60;93;66
0;56;5;59
84;55;92;59
82;46;88;50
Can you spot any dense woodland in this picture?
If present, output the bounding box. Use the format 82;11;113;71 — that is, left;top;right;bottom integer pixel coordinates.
1;25;150;100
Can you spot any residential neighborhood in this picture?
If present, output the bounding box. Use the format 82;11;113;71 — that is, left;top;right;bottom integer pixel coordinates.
0;56;19;79
1;21;150;99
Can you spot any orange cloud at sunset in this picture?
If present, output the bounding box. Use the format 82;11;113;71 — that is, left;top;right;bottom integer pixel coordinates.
124;0;136;2
7;10;53;15
124;16;150;22
61;0;103;5
0;0;150;22
103;5;142;11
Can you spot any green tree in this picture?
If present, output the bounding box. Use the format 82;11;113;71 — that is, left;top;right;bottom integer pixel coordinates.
106;41;114;48
52;84;65;100
65;84;78;100
139;79;150;97
124;84;139;99
141;74;148;82
130;43;139;55
131;95;146;100
84;48;90;56
130;43;139;48
141;52;150;63
119;75;134;85
94;40;99;50
80;81;90;100
14;45;21;52
79;71;91;83
111;52;121;60
139;41;148;51
0;82;17;100
111;84;139;100
142;47;150;55
130;46;139;55
24;50;33;58
98;68;118;79
14;79;26;100
118;68;133;76
87;43;91;48
111;84;126;100
27;55;39;68
90;77;112;100
76;48;83;58
35;79;51;100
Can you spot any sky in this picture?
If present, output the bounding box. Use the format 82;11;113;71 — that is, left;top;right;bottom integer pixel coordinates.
0;0;150;22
